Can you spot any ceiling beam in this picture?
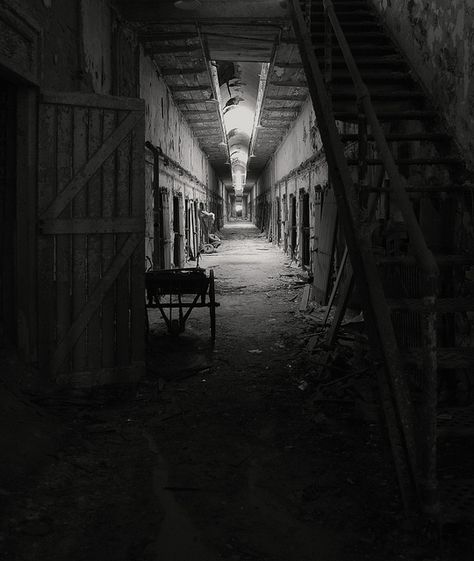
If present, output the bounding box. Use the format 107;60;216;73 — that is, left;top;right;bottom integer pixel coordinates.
177;99;217;105
266;95;307;102
138;32;199;41
170;85;211;92
181;109;218;115
274;62;303;68
145;44;201;55
160;66;207;75
269;80;307;87
262;108;299;113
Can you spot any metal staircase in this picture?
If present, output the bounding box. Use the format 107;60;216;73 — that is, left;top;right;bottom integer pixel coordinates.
289;0;474;525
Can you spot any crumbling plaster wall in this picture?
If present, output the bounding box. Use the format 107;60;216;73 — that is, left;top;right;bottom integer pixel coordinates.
253;98;328;254
369;0;474;168
140;49;221;265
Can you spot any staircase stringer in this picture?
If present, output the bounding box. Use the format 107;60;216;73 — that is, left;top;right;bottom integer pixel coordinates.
289;0;421;511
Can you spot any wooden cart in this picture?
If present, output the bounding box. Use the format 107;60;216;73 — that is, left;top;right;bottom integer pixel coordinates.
145;268;218;339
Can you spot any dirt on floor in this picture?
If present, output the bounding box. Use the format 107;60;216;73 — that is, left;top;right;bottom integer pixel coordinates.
1;221;473;561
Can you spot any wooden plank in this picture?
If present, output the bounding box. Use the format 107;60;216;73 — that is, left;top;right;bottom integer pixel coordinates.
41;91;144;111
299;284;312;312
55;104;73;374
37;103;57;373
51;233;142;375
325;269;354;349
116;112;132;366
313;186;338;304
86;106;103;371
16;87;38;361
323;246;348;325
40;110;143;220
101;109;117;370
40;217;144;234
160;66;207;75
130;113;145;367
72;106;88;372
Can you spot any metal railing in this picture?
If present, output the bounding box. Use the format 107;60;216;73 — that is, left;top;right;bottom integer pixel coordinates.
289;0;440;517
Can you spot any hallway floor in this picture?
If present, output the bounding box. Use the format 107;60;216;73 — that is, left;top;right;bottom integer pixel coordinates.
2;222;472;561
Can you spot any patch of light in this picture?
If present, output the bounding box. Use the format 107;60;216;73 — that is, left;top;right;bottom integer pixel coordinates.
223;106;255;137
235;204;243;212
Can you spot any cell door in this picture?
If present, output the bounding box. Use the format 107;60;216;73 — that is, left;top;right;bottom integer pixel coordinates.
37;91;145;386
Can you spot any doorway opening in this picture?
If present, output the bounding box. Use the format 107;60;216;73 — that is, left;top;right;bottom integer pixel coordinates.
290;194;297;257
173;195;182;267
301;191;310;267
0;77;17;347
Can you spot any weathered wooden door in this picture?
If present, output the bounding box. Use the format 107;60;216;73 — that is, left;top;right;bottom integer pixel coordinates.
37;92;145;387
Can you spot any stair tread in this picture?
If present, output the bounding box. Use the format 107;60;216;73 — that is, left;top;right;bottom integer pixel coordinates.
347;157;463;166
387;297;474;312
403;347;474;368
334;110;437;120
333;90;421;99
438;405;474;436
340;132;449;141
377;255;474;266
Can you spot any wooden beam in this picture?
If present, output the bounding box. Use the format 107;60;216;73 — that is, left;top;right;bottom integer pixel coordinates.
262;108;298;113
40;217;144;235
269;80;307;87
40;111;143;220
138;32;198;41
145;44;201;54
51;233;142;375
181;109;218;115
274;62;303;68
266;95;307;101
160;66;207;75
170;85;211;92
177;99;216;105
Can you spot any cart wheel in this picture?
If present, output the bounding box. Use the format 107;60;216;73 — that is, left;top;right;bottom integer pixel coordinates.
209;269;216;341
202;243;215;254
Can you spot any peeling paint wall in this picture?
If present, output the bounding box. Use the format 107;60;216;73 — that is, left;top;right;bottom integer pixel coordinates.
369;0;474;168
81;0;112;94
140;49;222;266
253;98;329;269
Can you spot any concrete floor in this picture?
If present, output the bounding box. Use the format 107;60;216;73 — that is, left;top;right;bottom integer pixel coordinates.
2;221;472;561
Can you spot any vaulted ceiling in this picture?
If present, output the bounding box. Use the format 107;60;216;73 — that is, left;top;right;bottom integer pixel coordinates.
114;0;309;191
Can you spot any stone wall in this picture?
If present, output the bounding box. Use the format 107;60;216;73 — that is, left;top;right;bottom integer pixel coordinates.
369;0;474;169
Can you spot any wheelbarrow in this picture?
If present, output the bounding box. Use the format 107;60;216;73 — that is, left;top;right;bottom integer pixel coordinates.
145;268;219;339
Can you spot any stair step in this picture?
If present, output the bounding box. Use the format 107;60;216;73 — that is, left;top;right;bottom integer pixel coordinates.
330;71;413;83
364;184;472;193
340;132;449;142
439;479;474;523
403;347;474;369
311;21;379;29
438;406;474;438
311;31;389;42
329;57;408;69
332;90;423;100
347;157;463;166
308;0;373;6
334;110;437;121
314;44;397;55
377;255;474;266
387;297;474;312
309;10;374;19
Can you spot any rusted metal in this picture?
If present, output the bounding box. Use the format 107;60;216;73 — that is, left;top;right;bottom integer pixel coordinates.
289;0;419;510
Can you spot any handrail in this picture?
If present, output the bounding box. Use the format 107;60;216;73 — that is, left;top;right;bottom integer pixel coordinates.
322;0;439;282
289;0;422;510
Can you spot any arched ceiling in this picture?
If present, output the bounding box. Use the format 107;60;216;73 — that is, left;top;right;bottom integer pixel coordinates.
113;0;309;192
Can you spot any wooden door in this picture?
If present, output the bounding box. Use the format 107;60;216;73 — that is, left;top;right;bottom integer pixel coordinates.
314;186;338;304
37;92;145;387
